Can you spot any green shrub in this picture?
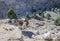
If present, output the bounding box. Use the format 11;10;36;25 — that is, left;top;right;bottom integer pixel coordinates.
55;8;57;11
7;8;17;20
39;12;45;18
57;9;60;12
54;16;60;26
54;8;59;13
51;8;60;12
25;13;30;19
42;13;45;18
25;13;28;18
39;13;42;16
45;14;51;20
51;8;54;11
31;13;37;18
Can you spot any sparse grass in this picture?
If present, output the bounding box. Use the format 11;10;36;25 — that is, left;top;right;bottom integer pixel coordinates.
25;13;31;19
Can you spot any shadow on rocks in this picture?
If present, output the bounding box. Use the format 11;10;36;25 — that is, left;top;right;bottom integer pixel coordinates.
35;16;44;21
22;31;35;38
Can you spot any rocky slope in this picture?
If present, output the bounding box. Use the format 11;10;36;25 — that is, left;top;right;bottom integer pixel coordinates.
0;22;22;41
0;13;60;41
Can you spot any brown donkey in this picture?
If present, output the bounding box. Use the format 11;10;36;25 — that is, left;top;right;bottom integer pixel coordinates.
17;19;29;26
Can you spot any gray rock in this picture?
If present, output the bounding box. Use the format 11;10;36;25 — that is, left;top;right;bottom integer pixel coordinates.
11;19;17;24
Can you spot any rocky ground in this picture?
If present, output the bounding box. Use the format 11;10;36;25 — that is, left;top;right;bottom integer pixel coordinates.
0;11;60;41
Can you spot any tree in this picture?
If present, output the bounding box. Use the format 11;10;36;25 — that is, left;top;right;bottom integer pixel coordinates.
7;8;17;20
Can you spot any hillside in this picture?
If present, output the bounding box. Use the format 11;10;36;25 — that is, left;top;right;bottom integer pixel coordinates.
0;0;60;18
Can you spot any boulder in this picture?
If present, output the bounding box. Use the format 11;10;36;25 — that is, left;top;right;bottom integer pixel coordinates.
8;36;24;41
11;19;17;24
